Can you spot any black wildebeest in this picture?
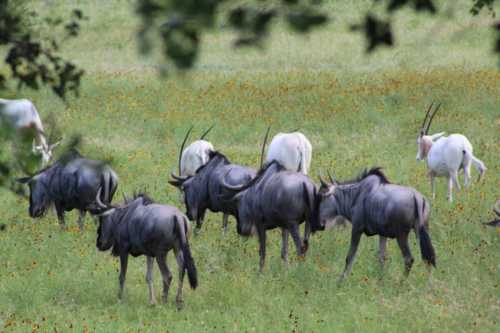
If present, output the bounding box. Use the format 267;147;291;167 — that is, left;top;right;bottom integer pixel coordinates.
221;161;318;272
94;192;197;309
17;150;118;230
316;167;436;282
169;128;256;234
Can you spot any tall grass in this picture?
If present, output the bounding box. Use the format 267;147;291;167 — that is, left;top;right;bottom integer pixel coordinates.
0;1;499;332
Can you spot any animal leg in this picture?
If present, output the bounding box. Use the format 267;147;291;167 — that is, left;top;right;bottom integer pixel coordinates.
338;231;362;283
55;205;66;230
156;254;173;303
289;224;304;258
463;160;472;188
450;169;461;192
447;176;454;203
174;248;185;310
396;233;414;277
281;228;289;263
118;253;129;300
302;221;311;254
257;227;267;273
194;217;203;235
430;174;436;200
77;210;86;231
222;214;229;235
146;256;156;305
378;236;387;268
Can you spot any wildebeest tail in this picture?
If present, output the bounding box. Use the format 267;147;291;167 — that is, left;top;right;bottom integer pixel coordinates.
303;183;322;232
414;195;436;267
175;215;198;289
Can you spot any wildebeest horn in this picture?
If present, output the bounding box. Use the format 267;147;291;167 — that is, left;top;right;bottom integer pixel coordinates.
425;103;441;135
95;187;109;209
199;124;215;140
170;173;189;182
420;102;434;134
327;170;336;184
260;126;271;168
494;200;500;217
178;125;194;175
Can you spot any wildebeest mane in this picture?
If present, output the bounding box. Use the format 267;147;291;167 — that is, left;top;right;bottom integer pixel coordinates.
339;167;390;185
129;191;155;205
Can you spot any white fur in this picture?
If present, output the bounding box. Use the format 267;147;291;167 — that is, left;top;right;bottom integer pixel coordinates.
265;132;312;174
0;98;53;166
417;133;486;202
180;140;215;176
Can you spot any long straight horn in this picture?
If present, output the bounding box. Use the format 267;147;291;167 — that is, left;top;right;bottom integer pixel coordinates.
420;102;434;134
178;125;194;175
260;126;271;169
425;103;441;135
199;124;215;140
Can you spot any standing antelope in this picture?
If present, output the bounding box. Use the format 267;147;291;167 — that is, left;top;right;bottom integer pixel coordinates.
416;103;486;202
0;98;59;167
265;131;312;175
179;125;215;177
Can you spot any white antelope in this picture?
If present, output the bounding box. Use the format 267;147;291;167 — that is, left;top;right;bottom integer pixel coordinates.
0;98;59;167
416;102;486;202
264;130;312;175
178;125;215;177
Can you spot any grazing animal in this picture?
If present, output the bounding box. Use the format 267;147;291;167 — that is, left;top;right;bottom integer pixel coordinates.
170;150;256;234
483;200;500;228
17;150;118;230
179;125;215;177
94;192;197;309
0;98;59;167
265;131;312;174
316;168;436;282
221;161;318;272
416;102;486;202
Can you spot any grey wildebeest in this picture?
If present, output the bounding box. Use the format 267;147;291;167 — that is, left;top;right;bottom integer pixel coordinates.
316;168;436;282
221;161;318;272
416;102;486;202
0;98;59;167
265;131;312;174
17;150;118;230
93;192;197;309
169;149;256;234
179;125;215;177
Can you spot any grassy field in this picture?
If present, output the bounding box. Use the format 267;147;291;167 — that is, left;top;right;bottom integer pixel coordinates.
1;1;499;332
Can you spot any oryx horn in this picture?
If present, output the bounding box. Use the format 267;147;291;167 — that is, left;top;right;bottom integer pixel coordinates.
425;102;441;135
420;102;434;134
178;125;194;175
199;124;215;140
260;125;271;168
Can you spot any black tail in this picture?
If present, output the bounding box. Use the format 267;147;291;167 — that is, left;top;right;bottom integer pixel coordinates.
418;226;436;267
176;216;198;289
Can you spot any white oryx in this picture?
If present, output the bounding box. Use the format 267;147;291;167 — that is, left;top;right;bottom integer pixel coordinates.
416;102;486;202
178;125;215;177
0;98;59;167
264;130;312;174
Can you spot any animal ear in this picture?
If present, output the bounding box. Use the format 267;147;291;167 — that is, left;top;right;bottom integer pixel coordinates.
16;177;32;184
429;132;445;141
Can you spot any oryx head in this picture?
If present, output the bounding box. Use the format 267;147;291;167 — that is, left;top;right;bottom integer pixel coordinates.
33;141;61;167
416;102;445;161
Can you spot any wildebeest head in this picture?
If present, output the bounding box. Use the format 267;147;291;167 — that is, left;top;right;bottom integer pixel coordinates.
317;172;339;228
17;173;51;218
93;188;117;252
416;102;445;161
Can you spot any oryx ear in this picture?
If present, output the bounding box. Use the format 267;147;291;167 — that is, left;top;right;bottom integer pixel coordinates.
16;177;32;184
429;132;445;141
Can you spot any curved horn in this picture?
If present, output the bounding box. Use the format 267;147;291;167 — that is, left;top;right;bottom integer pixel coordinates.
327;170;337;184
260;125;271;168
170;172;189;182
178;125;194;175
121;191;128;203
420;102;434;134
199;124;215;140
425;103;441;135
95;187;108;209
494;200;500;217
318;172;329;187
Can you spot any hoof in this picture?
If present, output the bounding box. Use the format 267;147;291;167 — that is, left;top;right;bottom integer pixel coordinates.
176;300;184;311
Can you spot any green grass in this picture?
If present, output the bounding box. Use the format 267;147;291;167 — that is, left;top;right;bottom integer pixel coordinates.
1;1;499;332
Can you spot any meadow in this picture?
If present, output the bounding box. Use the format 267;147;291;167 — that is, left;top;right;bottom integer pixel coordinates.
0;0;499;332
